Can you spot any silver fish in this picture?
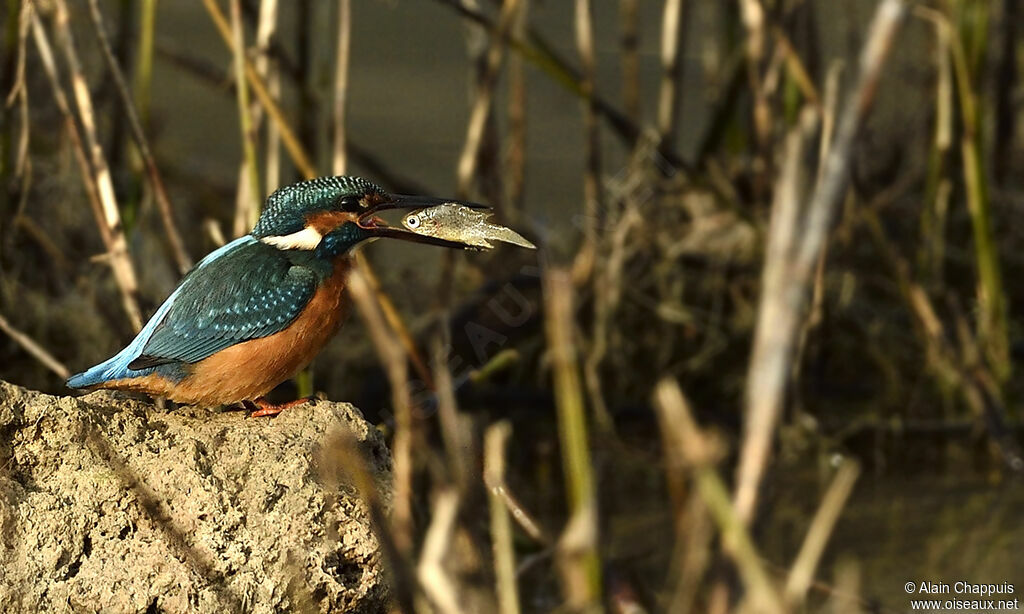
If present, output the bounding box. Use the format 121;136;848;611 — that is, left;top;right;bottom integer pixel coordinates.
401;203;536;250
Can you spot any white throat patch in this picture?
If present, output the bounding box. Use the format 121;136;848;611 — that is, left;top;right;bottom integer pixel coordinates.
259;225;323;250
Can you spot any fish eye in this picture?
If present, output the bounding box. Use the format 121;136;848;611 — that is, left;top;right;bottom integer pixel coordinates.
406;215;420;228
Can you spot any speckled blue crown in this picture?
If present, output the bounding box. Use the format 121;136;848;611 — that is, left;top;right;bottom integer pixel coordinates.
251;176;386;238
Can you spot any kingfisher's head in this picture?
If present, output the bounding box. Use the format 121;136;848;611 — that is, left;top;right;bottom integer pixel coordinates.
250;176;485;255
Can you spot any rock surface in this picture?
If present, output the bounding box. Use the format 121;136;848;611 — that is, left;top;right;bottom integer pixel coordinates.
0;382;391;614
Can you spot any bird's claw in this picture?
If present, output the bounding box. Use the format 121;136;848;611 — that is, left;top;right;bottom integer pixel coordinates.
249;396;313;418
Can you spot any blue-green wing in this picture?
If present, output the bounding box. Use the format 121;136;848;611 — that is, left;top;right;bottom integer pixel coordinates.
128;242;318;369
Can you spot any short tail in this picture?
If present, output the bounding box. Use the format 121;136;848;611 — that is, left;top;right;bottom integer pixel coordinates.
66;355;126;389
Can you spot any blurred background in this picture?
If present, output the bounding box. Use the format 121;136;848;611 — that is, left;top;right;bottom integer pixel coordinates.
1;0;1023;612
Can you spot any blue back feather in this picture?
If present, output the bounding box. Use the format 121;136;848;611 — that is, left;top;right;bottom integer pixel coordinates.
66;236;256;388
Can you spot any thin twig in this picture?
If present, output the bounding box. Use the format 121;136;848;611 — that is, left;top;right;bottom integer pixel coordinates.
0;311;69;379
784;460;860;607
86;0;193;274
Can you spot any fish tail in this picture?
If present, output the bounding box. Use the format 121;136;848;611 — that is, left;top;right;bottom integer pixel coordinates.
488;225;536;249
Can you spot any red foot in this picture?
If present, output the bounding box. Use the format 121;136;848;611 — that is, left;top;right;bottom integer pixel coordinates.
249;397;312;418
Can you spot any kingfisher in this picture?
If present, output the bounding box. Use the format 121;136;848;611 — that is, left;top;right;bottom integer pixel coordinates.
67;176;479;416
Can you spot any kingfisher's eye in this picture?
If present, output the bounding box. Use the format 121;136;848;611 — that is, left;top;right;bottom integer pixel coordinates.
406;215;420;228
337;195;361;211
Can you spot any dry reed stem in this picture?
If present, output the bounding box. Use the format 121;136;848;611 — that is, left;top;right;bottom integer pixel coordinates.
132;0;156;125
85;0;193;275
664;490;713;614
735;112;813;525
734;0;906;526
334;1;432;390
918;5;1009;377
431;333;470;491
38;3;143;332
254;0;281;194
543;268;601;609
816;61;843;187
783;460;860;607
653;379;785;614
28;10;99;218
0;311;69;379
456;0;521;198
654;360;713;614
484;422;521;614
434;0;700;174
738;0;772;153
332;0;351;176
202;0;316;179
417;490;464;614
348;266;414;556
793;61;843;388
229;0;262;235
657;0;685;149
572;0;602;284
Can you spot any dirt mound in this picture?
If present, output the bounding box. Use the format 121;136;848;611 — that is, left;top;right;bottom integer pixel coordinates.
0;382;391;613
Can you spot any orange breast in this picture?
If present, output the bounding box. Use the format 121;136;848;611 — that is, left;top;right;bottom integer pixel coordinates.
105;257;353;406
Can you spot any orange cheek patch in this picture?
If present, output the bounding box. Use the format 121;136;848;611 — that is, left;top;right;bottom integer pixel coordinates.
305;211;358;235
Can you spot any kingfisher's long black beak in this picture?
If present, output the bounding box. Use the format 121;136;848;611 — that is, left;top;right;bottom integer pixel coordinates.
357;194;490;249
368;194;490;214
